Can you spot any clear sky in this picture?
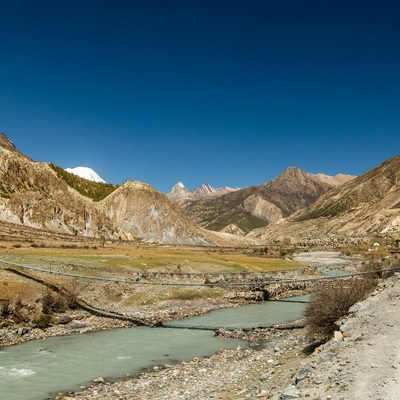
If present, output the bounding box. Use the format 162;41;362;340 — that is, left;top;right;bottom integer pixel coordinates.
1;1;399;193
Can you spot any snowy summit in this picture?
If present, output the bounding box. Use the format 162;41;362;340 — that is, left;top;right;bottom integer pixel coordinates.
65;167;106;183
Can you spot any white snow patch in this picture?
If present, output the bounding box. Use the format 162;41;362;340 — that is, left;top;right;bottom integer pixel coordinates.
65;167;106;183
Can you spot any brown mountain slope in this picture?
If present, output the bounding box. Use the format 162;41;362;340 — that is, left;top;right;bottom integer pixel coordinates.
0;143;114;237
295;155;400;221
99;180;214;245
172;167;335;235
0;134;245;245
0;132;32;160
249;155;400;240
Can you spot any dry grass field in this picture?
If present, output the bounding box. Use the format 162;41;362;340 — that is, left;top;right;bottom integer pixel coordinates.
0;240;302;277
0;238;305;328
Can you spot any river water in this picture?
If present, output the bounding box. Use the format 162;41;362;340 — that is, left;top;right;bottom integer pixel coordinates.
0;295;308;400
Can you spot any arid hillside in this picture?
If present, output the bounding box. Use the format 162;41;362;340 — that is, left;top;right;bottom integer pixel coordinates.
249;156;400;243
0;132;399;245
0;134;247;246
170;167;352;235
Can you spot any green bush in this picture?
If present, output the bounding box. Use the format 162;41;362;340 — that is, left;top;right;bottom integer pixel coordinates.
34;313;53;329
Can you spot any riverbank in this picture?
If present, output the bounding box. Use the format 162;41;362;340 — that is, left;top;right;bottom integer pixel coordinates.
0;281;316;348
0;248;356;350
0;264;317;348
52;273;400;400
0;296;239;347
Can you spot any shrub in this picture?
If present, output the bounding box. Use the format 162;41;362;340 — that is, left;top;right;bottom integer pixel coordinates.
41;289;67;314
63;285;79;309
11;295;24;322
34;313;53;329
304;277;377;341
361;261;398;280
0;298;11;317
14;295;23;311
0;296;26;322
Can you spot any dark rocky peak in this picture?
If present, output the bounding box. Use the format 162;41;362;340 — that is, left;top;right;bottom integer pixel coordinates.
260;166;333;211
0;133;32;160
0;132;17;151
263;167;316;193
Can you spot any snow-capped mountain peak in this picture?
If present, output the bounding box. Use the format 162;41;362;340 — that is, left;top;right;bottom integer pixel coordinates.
168;182;239;198
168;182;189;198
65;167;106;183
192;183;217;195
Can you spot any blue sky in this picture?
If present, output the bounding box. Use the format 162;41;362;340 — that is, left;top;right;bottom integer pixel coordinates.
1;1;399;193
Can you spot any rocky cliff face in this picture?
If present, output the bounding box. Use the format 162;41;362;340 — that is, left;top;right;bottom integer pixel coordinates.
100;181;212;244
243;195;284;224
0;145;113;238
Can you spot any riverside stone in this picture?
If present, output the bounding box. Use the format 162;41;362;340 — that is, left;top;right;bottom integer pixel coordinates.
334;331;343;341
16;326;29;335
279;386;300;399
292;364;309;384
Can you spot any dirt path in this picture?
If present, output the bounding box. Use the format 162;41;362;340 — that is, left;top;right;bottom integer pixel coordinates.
342;277;400;399
278;273;400;400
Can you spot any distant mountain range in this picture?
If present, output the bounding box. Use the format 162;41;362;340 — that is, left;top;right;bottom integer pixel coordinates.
169;182;238;199
168;167;355;235
0;132;399;245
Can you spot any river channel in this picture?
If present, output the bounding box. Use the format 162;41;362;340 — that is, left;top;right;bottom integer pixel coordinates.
0;295;308;400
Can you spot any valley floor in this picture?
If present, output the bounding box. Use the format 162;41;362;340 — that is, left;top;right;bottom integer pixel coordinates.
51;274;400;400
2;248;399;400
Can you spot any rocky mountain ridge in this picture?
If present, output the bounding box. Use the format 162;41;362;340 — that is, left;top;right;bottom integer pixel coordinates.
170;166;354;236
169;182;238;199
0;132;398;244
0;132;31;160
249;155;400;243
0;134;242;246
